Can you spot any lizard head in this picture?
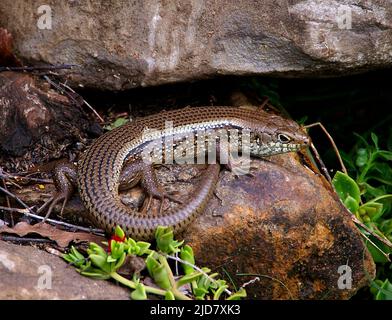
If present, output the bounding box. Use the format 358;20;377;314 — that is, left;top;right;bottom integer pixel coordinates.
248;114;310;157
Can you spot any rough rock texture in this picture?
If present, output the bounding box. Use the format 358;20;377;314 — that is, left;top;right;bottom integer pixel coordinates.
1;0;391;90
0;72;95;171
0;240;129;299
179;154;375;300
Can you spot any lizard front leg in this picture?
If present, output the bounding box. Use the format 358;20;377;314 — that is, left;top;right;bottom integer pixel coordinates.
216;139;257;177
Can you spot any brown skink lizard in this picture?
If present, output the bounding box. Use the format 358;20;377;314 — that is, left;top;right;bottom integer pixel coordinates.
39;106;310;240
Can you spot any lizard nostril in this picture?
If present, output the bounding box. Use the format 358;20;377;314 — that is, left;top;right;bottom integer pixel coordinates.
303;138;310;146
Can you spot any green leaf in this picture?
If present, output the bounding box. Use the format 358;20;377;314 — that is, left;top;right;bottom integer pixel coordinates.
370;280;384;297
130;283;147;300
152;264;171;290
360;202;384;221
371;133;379;150
227;288;247;300
70;246;85;261
111;241;125;259
360;182;386;199
213;280;228;300
104;117;129;131
145;252;160;273
353;132;370;148
366;241;390;264
114;252;127;270
355;148;368;167
368;162;392;187
377;151;392;161
195;271;217;294
63;254;85;268
127;240;152;256
177;272;203;288
87;242;107;258
115;225;126;239
145;253;171;290
374;279;392;300
90;254;111;273
380;219;392;237
63;246;87;268
155;226;183;254
332;171;361;206
135;241;151;255
106;255;117;263
180;245;195;275
80;268;111;280
194;287;208;299
344;195;360;213
165;290;175;300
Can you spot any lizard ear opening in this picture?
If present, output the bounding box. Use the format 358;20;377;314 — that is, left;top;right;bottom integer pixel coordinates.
278;133;291;143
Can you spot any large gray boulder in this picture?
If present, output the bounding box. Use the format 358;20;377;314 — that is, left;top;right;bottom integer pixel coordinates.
0;0;391;90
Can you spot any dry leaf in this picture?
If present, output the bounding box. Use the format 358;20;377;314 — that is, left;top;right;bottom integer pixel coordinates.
0;221;105;248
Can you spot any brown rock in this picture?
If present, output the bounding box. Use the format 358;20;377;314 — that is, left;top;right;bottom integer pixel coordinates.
0;1;391;90
0;72;93;171
0;240;129;299
180;154;375;299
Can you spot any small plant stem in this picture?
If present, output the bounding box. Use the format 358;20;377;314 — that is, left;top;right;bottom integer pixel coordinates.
191;280;198;295
304;122;347;174
358;155;373;183
351;215;392;249
58;80;105;123
158;255;192;300
110;272;167;297
360;232;390;262
0;64;77;72
366;194;392;203
159;255;177;288
165;253;233;296
309;142;332;183
357;150;387;184
0;205;105;235
236;273;294;300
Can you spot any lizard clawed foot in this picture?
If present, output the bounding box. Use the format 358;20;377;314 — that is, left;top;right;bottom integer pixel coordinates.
37;192;70;221
224;158;257;178
122;160;183;215
216;142;257;178
140;190;183;215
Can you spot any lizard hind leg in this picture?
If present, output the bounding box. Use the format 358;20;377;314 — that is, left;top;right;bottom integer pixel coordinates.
141;163;183;215
121;159;183;216
38;161;77;220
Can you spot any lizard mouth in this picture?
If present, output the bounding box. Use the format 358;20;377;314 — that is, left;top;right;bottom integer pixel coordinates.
252;142;304;156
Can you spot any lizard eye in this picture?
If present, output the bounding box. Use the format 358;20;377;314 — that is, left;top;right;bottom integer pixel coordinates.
278;133;291;143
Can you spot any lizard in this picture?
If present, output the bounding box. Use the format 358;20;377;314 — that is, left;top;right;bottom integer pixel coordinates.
38;106;310;240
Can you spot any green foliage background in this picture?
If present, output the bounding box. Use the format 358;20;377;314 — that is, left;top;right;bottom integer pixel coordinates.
246;72;392;300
